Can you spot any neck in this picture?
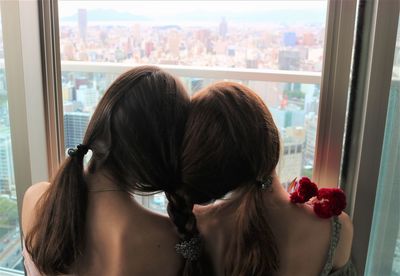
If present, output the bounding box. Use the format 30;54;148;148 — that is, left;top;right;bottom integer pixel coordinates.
219;170;290;211
85;169;122;192
262;171;290;206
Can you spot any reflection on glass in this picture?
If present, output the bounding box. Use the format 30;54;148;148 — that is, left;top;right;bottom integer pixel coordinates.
365;18;400;276
0;9;23;272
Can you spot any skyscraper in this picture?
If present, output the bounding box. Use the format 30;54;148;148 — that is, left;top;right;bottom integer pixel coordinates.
0;128;14;196
278;50;301;70
78;9;88;42
64;112;90;149
76;85;99;112
219;17;228;38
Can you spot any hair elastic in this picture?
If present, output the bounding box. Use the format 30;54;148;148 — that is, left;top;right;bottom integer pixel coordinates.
67;144;89;158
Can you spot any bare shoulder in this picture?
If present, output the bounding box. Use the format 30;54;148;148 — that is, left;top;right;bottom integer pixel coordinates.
333;212;354;269
124;209;182;275
21;182;51;236
193;201;231;239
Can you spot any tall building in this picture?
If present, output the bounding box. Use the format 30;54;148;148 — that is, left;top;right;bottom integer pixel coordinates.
0;69;6;95
64;112;90;149
277;133;305;186
283;32;297;47
0;128;14;196
278;50;301;70
303;33;316;46
248;81;283;108
305;114;318;166
270;107;306;129
76;85;99;111
78;9;88;42
167;30;181;57
219;17;228;38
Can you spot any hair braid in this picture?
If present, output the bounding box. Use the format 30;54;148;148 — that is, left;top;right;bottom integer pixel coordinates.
165;191;214;276
165;191;198;239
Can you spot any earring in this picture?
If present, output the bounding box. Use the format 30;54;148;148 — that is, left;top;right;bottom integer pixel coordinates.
258;175;273;192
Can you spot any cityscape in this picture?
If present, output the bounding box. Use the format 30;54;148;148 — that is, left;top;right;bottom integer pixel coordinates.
0;1;398;274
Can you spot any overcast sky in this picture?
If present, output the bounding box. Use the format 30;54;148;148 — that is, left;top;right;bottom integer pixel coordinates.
58;1;327;18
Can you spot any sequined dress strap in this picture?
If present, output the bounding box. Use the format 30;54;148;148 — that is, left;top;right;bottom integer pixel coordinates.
320;216;341;276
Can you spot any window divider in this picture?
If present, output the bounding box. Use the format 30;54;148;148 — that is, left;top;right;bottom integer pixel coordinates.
0;0;49;226
38;0;65;178
313;0;357;189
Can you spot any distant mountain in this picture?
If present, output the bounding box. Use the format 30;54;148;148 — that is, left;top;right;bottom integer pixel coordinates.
60;9;150;22
170;10;326;24
60;8;325;25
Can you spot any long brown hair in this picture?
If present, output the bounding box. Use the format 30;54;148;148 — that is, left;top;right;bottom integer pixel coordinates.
25;66;210;275
181;82;281;275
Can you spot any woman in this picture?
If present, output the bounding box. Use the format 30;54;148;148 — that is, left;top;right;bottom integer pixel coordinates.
181;82;356;276
21;66;209;275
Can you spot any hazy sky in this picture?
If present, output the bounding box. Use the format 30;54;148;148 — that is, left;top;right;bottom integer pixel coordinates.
58;1;327;18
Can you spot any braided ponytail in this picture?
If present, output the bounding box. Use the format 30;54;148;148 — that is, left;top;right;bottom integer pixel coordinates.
165;191;214;276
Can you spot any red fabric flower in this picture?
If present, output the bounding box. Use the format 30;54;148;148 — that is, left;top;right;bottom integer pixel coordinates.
289;177;347;219
313;188;346;218
289;177;318;203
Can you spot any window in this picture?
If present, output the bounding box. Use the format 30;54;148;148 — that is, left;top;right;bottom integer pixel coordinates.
57;0;329;211
0;7;23;272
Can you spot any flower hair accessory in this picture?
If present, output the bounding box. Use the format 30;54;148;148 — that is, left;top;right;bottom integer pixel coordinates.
288;177;346;219
175;235;201;261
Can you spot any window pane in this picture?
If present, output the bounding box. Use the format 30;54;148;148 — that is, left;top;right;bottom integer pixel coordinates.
365;18;400;276
61;70;320;212
0;8;23;272
59;1;326;72
58;0;327;213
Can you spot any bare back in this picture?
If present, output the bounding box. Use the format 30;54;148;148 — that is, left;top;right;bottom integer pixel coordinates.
22;181;183;276
194;186;353;276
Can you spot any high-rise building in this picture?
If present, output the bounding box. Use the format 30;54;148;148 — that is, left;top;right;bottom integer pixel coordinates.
305;114;318;166
76;85;99;110
0;128;14;196
167;30;181;57
279;50;301;70
78;9;88;42
215;39;228;55
64;112;90;149
277;131;305;186
283;32;297;47
302;33;316;46
270;107;306;129
0;69;6;95
219;17;228;38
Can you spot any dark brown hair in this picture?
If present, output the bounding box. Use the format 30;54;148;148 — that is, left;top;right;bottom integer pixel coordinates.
181;81;281;275
25;66;209;275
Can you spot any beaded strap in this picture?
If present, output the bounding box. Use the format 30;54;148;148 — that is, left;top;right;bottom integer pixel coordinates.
320;216;342;276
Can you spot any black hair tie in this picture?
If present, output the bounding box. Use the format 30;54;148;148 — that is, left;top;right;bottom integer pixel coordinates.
67;144;89;158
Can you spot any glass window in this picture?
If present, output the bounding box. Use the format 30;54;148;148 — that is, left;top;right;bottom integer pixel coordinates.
0;8;23;272
365;16;400;276
58;0;327;212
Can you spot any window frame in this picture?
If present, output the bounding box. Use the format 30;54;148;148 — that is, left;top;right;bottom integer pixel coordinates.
0;0;49;273
45;0;358;188
341;0;400;274
11;0;398;274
